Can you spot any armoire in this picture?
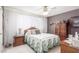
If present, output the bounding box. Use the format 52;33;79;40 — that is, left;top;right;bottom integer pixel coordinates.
48;20;67;41
48;16;79;41
55;21;67;41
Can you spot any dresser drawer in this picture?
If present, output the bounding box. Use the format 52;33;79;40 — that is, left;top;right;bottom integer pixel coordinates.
61;42;79;53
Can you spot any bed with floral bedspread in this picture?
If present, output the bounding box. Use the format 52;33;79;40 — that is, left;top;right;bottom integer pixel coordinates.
25;33;60;53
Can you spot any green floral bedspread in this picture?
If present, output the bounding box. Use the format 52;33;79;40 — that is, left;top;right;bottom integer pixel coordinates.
25;33;60;53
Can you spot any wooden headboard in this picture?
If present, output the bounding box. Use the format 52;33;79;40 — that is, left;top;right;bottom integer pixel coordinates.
24;27;39;35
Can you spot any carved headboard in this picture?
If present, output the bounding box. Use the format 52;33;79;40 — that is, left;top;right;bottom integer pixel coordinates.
24;27;39;35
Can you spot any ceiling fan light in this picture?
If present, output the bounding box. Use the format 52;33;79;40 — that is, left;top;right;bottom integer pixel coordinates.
43;11;48;15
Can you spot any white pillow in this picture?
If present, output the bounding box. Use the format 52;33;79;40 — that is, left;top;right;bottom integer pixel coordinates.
27;30;31;35
31;30;36;34
35;29;40;34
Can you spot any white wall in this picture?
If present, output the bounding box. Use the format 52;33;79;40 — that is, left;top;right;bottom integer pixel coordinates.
4;8;47;46
0;7;2;34
0;7;3;52
0;7;2;44
16;14;47;35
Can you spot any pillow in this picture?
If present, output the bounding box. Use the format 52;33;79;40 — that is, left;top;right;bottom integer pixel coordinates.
35;30;40;34
27;30;31;35
31;30;36;34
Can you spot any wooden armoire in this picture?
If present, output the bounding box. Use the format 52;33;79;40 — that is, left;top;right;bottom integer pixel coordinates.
55;20;67;41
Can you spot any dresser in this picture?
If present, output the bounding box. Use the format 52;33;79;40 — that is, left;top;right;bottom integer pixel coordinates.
13;35;24;47
61;41;79;53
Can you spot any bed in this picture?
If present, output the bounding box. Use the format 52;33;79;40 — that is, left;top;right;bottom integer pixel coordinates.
24;27;60;53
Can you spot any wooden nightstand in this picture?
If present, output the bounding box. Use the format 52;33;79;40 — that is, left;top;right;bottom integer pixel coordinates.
13;35;24;47
61;41;79;53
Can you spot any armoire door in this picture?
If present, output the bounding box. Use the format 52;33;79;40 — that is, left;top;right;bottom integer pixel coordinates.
55;21;67;41
59;21;67;41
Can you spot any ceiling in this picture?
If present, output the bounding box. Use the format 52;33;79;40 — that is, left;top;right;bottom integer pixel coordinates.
6;6;79;17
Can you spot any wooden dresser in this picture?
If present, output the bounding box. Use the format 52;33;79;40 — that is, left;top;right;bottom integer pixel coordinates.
13;35;24;47
61;41;79;53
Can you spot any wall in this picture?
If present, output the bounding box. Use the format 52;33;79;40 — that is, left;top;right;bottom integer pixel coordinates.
4;7;47;46
47;9;79;33
0;7;2;44
0;7;3;52
0;7;2;34
16;14;47;34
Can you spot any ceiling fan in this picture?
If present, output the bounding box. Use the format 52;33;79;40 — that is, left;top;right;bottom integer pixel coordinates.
42;6;49;15
43;6;56;15
43;6;48;12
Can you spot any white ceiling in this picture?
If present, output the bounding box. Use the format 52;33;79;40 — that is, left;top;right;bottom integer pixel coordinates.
6;6;79;17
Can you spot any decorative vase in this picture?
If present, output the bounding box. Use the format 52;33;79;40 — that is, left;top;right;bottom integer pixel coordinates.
17;28;22;36
68;34;73;41
75;32;78;40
